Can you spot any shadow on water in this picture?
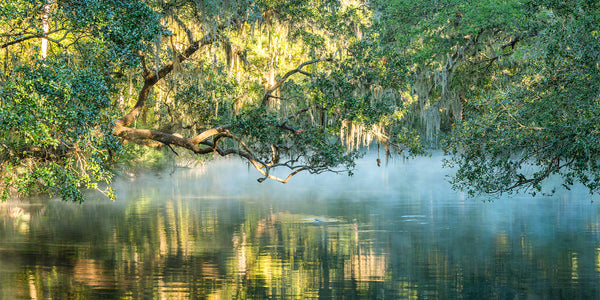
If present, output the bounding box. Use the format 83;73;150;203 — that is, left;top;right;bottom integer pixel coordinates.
1;153;600;299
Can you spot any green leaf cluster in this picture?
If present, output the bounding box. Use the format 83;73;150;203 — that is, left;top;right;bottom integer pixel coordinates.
443;0;600;196
1;58;119;201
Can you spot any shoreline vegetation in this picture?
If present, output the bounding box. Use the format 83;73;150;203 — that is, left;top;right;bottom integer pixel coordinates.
1;0;599;201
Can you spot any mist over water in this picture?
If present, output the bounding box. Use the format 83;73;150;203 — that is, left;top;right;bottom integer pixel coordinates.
2;153;600;299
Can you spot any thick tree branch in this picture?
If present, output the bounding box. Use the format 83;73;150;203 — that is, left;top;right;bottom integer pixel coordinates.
114;121;309;183
190;125;231;144
114;126;213;154
115;33;216;128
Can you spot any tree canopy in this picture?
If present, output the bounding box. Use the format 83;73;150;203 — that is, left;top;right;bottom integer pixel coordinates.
1;0;599;201
368;0;600;196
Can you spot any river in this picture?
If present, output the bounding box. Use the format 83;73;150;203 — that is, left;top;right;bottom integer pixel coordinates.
1;154;600;299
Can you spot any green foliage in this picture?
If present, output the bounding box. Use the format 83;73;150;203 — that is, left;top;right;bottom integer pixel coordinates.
0;58;119;201
445;0;600;196
118;144;175;172
1;0;377;201
231;106;357;173
366;0;600;196
0;0;165;201
167;62;238;127
5;0;597;201
60;0;166;66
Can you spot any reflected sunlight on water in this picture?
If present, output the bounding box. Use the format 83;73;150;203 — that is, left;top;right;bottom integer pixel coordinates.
1;153;600;298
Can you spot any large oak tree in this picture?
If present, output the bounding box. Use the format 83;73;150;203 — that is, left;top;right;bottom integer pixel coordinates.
2;0;600;201
1;0;406;201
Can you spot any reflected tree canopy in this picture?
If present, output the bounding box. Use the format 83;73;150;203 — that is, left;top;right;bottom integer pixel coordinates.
1;161;600;298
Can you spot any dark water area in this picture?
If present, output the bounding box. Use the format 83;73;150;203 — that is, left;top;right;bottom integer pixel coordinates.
1;154;600;299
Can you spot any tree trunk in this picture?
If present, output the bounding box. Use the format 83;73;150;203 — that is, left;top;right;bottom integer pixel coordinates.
41;1;50;59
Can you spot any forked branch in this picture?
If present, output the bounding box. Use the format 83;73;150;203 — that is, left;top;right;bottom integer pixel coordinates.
261;58;333;106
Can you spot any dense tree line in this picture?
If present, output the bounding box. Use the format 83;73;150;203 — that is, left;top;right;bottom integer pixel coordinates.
1;0;599;201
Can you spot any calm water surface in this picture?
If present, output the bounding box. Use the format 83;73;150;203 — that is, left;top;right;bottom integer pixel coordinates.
1;154;600;299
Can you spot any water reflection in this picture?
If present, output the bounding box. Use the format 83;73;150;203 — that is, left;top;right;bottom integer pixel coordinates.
1;154;600;299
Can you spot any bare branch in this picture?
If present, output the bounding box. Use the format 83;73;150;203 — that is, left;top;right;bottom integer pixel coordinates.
281;108;309;126
166;144;179;156
1;28;68;49
269;144;279;165
492;157;574;195
297;70;312;76
261;58;333;106
277;108;309;134
501;103;544;131
114;120;310;183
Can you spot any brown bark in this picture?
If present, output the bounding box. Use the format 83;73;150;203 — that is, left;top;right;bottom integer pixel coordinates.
112;34;234;157
115;33;215;128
